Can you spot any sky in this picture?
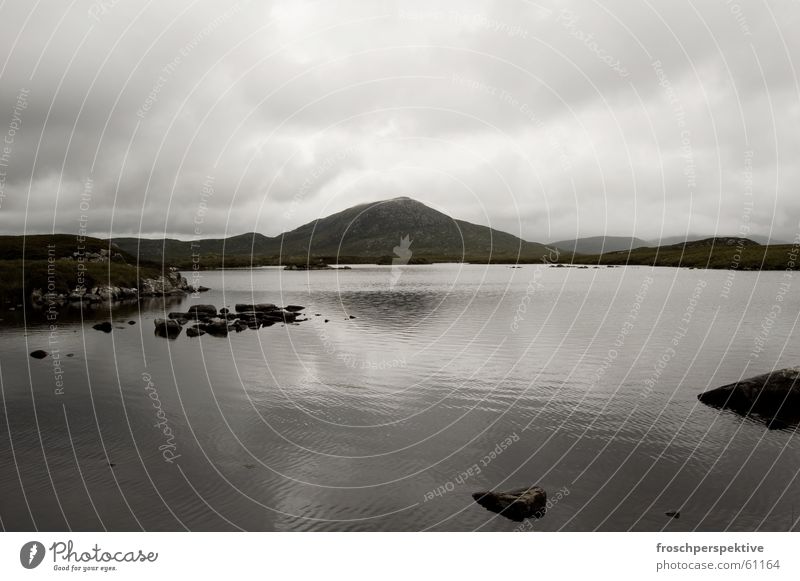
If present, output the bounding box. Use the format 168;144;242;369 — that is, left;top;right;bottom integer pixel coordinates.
0;0;798;244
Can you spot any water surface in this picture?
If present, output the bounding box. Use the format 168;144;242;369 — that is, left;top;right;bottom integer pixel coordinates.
1;264;798;531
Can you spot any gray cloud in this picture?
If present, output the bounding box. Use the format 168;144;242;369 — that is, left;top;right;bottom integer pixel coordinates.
1;0;798;243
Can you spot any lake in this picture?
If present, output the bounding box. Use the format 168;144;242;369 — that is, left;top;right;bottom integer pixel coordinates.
1;264;798;531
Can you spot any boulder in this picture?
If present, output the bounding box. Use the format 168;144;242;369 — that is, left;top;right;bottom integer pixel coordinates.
154;318;182;338
168;312;191;324
202;318;229;337
697;367;800;427
92;321;113;333
472;486;547;522
168;312;191;320
187;304;217;317
186;326;205;338
235;303;279;313
284;305;305;312
30;350;48;359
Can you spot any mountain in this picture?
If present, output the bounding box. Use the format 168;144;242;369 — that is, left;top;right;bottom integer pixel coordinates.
550;236;650;255
271;197;548;261
111;197;551;265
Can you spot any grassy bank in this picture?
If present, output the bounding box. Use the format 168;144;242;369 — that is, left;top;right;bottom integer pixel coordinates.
0;260;162;304
571;241;799;270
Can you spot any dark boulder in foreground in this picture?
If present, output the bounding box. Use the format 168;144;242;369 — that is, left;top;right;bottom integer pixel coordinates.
698;367;800;428
30;350;48;359
154;318;182;339
92;321;113;333
472;486;547;522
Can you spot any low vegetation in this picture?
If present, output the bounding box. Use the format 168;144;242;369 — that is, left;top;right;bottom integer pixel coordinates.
570;238;799;270
0;260;164;304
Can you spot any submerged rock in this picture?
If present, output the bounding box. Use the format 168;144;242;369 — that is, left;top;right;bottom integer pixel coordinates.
92;321;113;333
30;350;48;359
697;367;800;427
472;486;547;522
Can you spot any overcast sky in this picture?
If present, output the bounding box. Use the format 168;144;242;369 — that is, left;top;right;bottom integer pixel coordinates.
0;0;798;243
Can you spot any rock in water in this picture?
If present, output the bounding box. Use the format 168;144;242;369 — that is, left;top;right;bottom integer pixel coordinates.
154;318;182;339
187;304;217;317
186;326;205;338
284;305;305;312
235;303;279;313
30;350;48;359
697;367;800;427
202;318;229;337
472;486;547;522
92;321;113;333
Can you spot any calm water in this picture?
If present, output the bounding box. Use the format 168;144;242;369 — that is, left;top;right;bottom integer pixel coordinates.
1;264;798;531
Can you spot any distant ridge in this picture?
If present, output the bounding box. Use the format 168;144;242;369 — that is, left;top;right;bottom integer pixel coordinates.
570;236;799;270
550;236;650;255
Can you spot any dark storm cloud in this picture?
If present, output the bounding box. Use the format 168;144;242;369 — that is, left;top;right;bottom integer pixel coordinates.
0;0;798;243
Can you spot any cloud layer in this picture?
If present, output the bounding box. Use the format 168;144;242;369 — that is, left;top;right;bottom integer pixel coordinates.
1;0;798;243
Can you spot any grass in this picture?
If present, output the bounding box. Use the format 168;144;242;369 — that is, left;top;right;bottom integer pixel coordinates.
570;242;799;270
0;234;134;261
